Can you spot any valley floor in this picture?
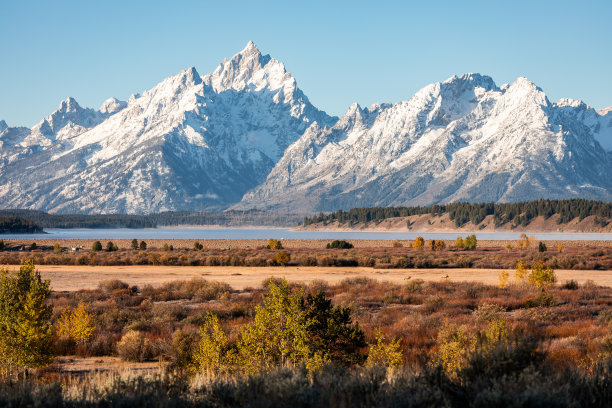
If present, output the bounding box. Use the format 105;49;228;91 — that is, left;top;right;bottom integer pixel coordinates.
38;264;612;291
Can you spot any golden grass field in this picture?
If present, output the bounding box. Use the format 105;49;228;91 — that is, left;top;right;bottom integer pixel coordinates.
36;264;612;291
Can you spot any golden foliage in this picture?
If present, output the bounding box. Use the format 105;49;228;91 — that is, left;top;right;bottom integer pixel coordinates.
365;328;403;370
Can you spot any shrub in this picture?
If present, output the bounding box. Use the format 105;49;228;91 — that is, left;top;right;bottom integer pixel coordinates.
267;239;283;250
525;290;556;308
561;280;579;290
392;241;403;248
131;239;139;250
116;330;153;362
428;240;446;251
498;270;509;288
106;241;118;252
538;241;547;252
0;240;4;250
274;251;291;266
139;241;147;250
474;303;506;323
326;240;353;249
171;328;199;369
30;242;37;250
156;278;231;301
53;243;62;253
92;241;102;251
99;279;130;293
194;241;203;250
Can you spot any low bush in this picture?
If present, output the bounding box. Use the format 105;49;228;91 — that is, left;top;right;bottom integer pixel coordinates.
326;240;354;249
116;330;153;362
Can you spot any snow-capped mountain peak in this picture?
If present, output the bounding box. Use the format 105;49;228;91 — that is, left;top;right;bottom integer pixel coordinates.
0;43;336;213
0;120;7;132
236;73;612;212
205;41;295;95
99;97;127;115
598;106;612;116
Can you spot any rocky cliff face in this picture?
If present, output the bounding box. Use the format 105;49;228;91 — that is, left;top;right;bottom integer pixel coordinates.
237;74;612;212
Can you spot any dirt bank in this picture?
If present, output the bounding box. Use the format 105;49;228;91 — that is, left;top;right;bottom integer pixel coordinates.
299;214;612;233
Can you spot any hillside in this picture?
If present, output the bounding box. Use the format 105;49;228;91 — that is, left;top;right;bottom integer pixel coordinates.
299;213;612;233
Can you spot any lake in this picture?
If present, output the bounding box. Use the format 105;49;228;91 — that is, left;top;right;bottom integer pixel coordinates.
1;228;612;241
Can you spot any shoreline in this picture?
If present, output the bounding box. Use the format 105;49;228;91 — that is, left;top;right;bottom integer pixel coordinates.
2;238;612;248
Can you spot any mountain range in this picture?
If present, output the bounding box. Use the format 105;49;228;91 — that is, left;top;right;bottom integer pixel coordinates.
1;42;611;214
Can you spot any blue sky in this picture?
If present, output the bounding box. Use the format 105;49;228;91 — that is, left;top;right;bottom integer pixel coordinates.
1;0;611;127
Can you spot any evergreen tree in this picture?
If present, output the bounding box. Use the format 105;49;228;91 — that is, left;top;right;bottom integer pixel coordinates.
92;241;102;251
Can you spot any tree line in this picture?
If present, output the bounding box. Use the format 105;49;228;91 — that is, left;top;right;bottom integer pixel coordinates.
303;199;612;228
0;209;304;229
0;216;43;233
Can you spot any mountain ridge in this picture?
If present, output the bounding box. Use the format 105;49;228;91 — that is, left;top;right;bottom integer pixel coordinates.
0;43;610;214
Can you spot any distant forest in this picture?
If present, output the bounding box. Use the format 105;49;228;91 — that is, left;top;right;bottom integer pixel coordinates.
303;199;612;228
0;209;303;229
0;216;43;233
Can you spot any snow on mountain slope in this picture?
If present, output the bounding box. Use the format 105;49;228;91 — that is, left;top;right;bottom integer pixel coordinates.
20;97;107;148
237;74;612;212
0;42;336;213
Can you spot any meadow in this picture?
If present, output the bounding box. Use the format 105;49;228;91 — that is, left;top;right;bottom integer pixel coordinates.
1;238;611;406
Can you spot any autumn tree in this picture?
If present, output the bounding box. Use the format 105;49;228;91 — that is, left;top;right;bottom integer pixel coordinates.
56;302;96;345
267;239;283;250
274;251;291;266
413;236;425;250
0;260;53;376
464;234;477;250
192;312;231;375
236;279;322;373
455;237;465;249
365;328;402;369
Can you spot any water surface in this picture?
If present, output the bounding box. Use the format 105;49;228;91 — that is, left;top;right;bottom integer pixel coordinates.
1;228;611;241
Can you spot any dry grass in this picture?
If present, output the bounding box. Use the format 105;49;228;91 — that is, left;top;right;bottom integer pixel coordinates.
34;264;612;292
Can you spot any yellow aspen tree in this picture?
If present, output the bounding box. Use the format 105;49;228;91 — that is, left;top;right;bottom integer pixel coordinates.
365;328;403;370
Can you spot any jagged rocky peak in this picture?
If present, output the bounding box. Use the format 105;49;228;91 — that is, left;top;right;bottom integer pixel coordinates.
598;106;612;116
205;41;295;94
442;73;498;92
99;97;127;115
